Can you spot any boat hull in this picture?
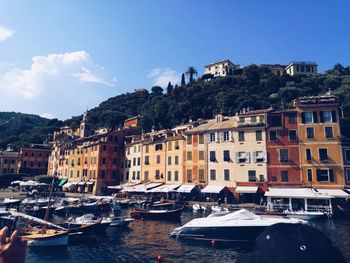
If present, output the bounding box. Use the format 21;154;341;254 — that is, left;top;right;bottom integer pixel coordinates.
131;207;184;221
24;232;69;247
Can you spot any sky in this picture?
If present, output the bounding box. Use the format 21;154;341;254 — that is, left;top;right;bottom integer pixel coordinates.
0;0;350;120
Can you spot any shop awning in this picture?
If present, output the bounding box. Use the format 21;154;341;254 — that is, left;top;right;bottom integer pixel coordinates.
77;181;86;186
58;179;68;187
62;182;78;190
86;181;94;185
316;189;350;198
107;185;122;190
201;185;226;194
122;183;163;193
147;184;181;193
265;187;332;199
235;186;258;194
177;184;197;193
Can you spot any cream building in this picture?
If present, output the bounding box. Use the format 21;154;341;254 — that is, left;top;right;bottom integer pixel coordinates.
124;136;143;184
285;61;317;76
204;59;238;77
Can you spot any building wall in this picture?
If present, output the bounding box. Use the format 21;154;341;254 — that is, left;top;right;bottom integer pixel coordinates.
285;63;317;76
343;146;350;187
296;103;344;188
0;151;19;175
205;60;236;77
267;111;302;186
141;140;166;183
124;142;142;184
165;137;185;184
17;146;50;176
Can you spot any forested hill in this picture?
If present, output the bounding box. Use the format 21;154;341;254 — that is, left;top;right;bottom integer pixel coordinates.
2;64;350;149
0;112;62;149
64;64;350;138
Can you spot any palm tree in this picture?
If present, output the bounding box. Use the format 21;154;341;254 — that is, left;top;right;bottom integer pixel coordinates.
185;66;198;84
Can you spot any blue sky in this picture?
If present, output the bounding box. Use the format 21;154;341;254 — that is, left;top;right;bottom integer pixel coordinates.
0;0;349;119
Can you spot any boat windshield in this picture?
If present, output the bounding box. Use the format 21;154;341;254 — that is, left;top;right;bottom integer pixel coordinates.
221;209;258;221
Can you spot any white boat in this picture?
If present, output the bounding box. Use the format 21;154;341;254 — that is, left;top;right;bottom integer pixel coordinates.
207;210;230;217
211;206;228;212
193;204;207;211
283;210;326;220
171;209;306;242
106;216;134;227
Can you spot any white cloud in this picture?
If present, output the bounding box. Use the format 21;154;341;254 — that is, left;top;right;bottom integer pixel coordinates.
0;25;14;41
40;112;55;119
148;67;180;87
0;51;117;119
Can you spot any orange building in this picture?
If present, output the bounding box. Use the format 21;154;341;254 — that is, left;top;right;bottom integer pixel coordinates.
295;95;344;188
17;144;51;177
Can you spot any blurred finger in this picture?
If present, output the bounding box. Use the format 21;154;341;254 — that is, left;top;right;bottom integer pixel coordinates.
0;227;8;244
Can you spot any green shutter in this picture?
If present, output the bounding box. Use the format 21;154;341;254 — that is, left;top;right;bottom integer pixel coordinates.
319;111;324;123
316;169;321;181
329;169;335;181
332;111;337;123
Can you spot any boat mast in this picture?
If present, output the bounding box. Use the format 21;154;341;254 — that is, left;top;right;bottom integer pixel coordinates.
42;176;55;233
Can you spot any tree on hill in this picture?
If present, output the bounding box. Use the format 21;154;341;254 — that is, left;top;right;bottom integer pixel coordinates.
151;86;163;95
167;81;173;95
186;66;198;84
181;73;186;86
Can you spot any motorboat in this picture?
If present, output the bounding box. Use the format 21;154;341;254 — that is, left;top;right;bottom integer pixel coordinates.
283;210;327;220
0;198;21;208
171;209;306;242
207;210;230;217
66;214;111;231
104;216;134;227
193;204;207;211
211;206;229;212
131;205;185;221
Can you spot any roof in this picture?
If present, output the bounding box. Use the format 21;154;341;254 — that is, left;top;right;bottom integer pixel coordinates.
186;117;236;134
264;187;333;199
201;185;226;194
286;61;318;69
235;186;258;194
238;108;272;116
205;59;235;68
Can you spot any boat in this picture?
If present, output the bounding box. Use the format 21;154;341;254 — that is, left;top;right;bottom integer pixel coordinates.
193;204;207;211
211;206;228;212
207;210;230;217
170;209;306;242
66;214;111;231
131;205;184;221
0;198;21;208
105;216;134;227
283;210;327;220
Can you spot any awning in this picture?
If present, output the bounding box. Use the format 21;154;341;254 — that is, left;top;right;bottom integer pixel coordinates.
177;184;197;193
86;181;95;185
147;184;181;193
201;185;226;194
265;188;332;199
62;182;78;190
77;181;86;186
235;186;258;194
316;189;350;198
58;179;68;187
145;182;163;190
107;185;122;190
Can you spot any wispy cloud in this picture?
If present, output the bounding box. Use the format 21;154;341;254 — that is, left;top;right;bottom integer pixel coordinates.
148;67;180;87
0;25;14;42
0;51;117;119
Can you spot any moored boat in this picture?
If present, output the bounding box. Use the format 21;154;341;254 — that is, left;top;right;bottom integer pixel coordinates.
131;205;184;221
283;210;327;220
193;204;207;211
211;206;228;212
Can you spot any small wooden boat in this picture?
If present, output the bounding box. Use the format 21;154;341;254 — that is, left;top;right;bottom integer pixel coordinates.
130;206;184;221
67;214;111;231
22;229;69;247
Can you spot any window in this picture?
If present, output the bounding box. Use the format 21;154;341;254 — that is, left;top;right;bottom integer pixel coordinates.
271;176;277;182
306;149;312;161
281;170;289;182
199;134;204;144
289;113;296;123
70;170;73;178
24;152;28;157
210;169;216;181
174;171;179;181
256;130;262;141
316;169;334;182
155;170;160;179
223;150;230;161
137;157;141;166
254;151;265;163
251;116;257;123
289;130;297;141
270;116;281;126
224;169;230;181
199;169;205;182
133;158;136;166
302;112;315;124
187;151;192;161
155;144;163;151
319;148;328;162
168;142;172;151
144;155;150;165
102;145;107;151
156;155;161;164
101;170;106;179
113;158;117;165
237;152;249;163
175;141;180;149
209;151;216;162
346;169;350;182
248;170;256;182
239;117;245;123
269;131;277;141
325;127;333;139
187;169;192;182
187;135;192;145
175;156;179;165
198;151;204;160
345;149;350;163
144;171;149;181
132;171;136;180
210;133;216;142
238;131;245;142
280;149;289;163
167;171;171;181
133;146;137;153
101;157;106;165
259;175;264;182
145;145;149;153
137;171;140;180
223;131;230;141
168;156;172;165
320;111;333;123
306;127;314;139
307;169;313;181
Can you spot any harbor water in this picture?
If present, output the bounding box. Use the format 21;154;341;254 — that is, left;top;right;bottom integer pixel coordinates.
25;209;350;263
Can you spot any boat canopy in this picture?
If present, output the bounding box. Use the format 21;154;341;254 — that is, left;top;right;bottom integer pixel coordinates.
177;184;197;193
201;185;226;194
315;189;350;198
147;184;181;193
235;186;258;194
265;187;333;199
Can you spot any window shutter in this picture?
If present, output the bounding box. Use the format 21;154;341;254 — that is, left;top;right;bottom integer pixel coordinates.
319;111;324;123
316;169;321;181
215;132;219;142
329;169;335;181
313;112;318;123
263;151;267;163
245;152;250;163
221;132;225;142
229;131;234;142
235;152;239;163
332;111;337;123
252;151;257;163
207;134;211;143
301;112;306;123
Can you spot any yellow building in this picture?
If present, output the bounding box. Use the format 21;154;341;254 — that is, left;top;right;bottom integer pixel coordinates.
204;59;238;77
165;135;185;185
295;95;344;188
